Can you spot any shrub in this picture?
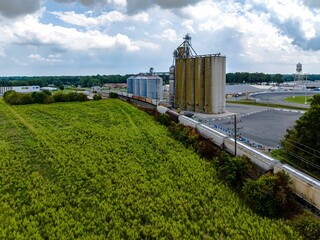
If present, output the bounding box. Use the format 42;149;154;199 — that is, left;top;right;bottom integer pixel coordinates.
289;212;320;240
32;91;52;104
109;92;118;98
3;91;34;105
155;113;171;126
93;93;102;100
53;92;65;102
214;152;251;189
54;92;88;102
242;171;292;218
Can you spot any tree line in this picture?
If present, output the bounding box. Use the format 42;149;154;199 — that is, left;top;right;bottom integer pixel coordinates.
227;72;320;84
1;73;319;87
0;75;131;88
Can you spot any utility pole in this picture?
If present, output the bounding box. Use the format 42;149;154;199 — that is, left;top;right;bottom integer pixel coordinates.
234;114;237;156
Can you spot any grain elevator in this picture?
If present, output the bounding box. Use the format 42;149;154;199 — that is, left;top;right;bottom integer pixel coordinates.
171;34;226;114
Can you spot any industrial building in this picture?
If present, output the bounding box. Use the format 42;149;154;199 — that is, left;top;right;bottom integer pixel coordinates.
127;74;163;100
0;86;40;94
171;34;226;114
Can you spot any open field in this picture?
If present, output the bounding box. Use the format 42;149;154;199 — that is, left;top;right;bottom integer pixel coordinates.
0;99;300;239
283;96;313;104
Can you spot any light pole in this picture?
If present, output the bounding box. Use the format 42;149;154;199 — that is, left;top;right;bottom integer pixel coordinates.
304;74;308;105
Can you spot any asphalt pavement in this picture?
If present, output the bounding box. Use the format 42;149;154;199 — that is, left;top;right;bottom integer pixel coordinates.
195;103;304;149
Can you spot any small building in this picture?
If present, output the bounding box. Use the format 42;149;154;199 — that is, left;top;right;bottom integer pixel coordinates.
127;75;163;100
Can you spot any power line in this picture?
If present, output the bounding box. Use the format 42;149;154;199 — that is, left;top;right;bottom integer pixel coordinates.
283;140;320;160
285;138;320;155
282;148;320;171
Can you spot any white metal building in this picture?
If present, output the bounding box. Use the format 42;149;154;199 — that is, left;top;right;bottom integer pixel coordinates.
0;86;40;94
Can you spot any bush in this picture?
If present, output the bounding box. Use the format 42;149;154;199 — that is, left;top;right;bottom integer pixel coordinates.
93;93;102;100
109;92;118;98
214;152;251;189
32;91;53;104
242;171;292;218
289;212;320;240
54;92;88;102
155;113;171;126
3;91;34;105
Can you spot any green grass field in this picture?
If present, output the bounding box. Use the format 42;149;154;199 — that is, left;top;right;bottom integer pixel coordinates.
0;99;300;239
283;96;312;104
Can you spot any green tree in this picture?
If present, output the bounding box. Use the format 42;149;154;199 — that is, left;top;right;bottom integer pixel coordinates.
242;171;292;218
281;94;320;173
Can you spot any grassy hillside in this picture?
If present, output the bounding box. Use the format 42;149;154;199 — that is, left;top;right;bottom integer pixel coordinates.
0;99;300;239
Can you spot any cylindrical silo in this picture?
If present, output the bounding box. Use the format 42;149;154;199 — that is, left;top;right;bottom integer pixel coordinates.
175;59;183;108
195;56;204;113
127;77;134;94
204;56;212;113
185;57;195;111
140;77;147;97
210;56;226;114
134;77;140;96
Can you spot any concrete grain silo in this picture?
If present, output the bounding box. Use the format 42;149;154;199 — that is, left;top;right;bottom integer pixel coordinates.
173;34;226;114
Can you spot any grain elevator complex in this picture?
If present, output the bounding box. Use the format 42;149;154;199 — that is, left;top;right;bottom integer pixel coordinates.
170;34;226;114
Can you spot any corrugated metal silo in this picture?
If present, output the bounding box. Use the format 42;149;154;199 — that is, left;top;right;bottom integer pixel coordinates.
204;56;212;113
185;57;195;111
195;57;204;112
140;77;147;97
127;77;134;94
175;59;183;108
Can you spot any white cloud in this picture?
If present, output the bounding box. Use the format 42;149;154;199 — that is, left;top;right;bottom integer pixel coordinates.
51;10;125;28
154;29;180;42
2;14;141;52
131;12;149;22
29;53;63;62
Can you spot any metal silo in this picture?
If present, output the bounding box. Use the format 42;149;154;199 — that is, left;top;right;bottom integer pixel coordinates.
173;34;226;114
140;77;147;97
127;76;134;94
195;56;204;112
175;58;184;108
185;57;195;111
204;56;212;113
169;65;175;105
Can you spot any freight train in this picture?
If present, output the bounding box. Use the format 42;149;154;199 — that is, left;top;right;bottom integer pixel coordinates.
157;105;320;212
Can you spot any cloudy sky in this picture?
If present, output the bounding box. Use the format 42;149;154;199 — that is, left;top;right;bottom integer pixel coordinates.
0;0;320;76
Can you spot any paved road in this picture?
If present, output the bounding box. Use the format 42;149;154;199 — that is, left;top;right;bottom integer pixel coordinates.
250;91;318;108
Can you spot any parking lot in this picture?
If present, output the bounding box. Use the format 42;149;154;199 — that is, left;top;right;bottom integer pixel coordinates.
195;104;304;149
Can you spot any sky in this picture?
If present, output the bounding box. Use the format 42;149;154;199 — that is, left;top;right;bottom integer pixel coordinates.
0;0;320;76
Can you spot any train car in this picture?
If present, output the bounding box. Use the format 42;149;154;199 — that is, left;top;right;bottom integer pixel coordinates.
178;115;199;128
166;109;180;123
224;138;278;171
145;98;153;104
196;123;226;147
274;163;320;211
132;95;139;100
138;96;146;101
153;105;320;211
157;106;168;114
